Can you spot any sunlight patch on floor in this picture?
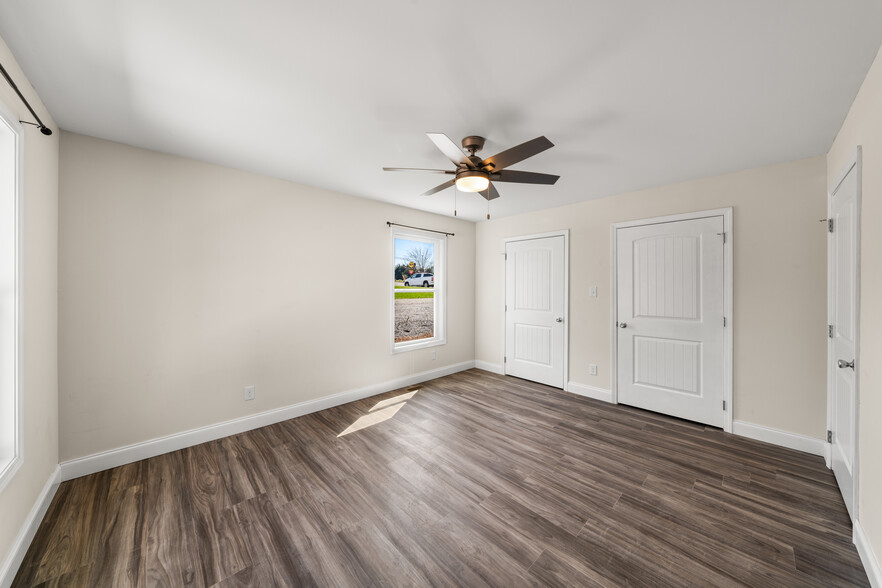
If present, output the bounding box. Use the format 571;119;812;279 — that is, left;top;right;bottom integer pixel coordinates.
337;390;417;437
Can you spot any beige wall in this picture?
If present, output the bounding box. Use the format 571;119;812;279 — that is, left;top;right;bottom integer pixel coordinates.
476;156;827;438
828;44;882;572
58;133;475;461
0;38;59;570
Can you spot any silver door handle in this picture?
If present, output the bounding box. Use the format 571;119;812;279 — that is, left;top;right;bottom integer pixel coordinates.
838;359;855;370
555;317;564;323
619;322;627;328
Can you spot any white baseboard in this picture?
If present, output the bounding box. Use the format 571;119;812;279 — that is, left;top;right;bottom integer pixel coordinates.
474;360;504;375
825;441;832;469
59;361;475;482
0;466;61;588
855;520;881;588
566;381;613;403
732;421;825;457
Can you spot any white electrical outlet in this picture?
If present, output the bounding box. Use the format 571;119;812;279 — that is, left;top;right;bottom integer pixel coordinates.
244;385;255;401
431;351;436;360
589;364;598;376
589;286;598;297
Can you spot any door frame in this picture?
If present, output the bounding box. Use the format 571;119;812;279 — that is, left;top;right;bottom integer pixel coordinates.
610;208;734;432
826;146;861;522
502;230;570;390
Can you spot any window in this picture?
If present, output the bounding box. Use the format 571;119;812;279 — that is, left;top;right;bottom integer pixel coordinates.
391;227;446;352
0;101;22;492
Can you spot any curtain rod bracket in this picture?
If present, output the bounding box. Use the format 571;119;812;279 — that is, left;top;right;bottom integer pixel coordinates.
0;61;53;136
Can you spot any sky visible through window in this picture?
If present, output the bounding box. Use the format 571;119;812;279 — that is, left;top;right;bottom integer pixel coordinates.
394;238;433;268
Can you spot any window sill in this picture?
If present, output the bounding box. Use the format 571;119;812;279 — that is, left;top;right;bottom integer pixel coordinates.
391;337;446;354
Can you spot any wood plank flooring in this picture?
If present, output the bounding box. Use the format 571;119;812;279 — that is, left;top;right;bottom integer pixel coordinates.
14;369;869;586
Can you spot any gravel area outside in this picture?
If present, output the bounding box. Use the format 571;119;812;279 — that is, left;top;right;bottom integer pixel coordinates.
394;299;434;342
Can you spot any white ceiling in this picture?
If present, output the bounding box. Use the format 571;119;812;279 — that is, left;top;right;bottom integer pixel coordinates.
1;1;881;221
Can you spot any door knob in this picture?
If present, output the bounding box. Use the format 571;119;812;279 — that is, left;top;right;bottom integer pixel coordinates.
838;359;855;370
555;317;564;323
619;322;628;328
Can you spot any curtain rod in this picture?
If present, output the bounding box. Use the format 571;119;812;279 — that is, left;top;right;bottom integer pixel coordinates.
0;61;53;136
387;222;454;237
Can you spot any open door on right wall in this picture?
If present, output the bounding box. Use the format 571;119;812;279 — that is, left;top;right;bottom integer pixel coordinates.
828;146;861;521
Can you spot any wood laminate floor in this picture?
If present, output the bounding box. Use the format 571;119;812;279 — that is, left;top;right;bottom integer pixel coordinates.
14;369;869;587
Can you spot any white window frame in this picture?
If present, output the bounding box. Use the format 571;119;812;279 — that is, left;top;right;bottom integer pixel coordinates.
390;226;447;353
0;99;23;493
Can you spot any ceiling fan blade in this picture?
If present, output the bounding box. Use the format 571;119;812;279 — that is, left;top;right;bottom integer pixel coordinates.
482;136;554;171
422;179;456;196
426;133;473;168
480;182;501;201
492;170;559;185
383;167;455;174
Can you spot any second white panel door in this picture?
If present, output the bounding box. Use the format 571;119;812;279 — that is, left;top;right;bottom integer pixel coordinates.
505;235;566;388
616;216;725;427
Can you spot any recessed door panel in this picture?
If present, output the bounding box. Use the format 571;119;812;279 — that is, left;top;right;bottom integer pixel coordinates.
634;336;701;396
514;249;552;312
514;324;552;366
633;236;700;320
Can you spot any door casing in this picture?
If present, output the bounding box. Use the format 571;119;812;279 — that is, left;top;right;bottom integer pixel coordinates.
502;230;569;390
826;146;861;523
610;208;734;433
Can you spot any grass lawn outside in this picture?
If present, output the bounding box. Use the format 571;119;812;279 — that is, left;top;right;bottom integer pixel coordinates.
394;292;434;299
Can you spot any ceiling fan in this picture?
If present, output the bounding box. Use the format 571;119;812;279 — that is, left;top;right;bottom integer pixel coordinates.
383;133;559;201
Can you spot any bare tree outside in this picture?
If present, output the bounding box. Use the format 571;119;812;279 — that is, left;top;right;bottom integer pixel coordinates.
402;245;434;273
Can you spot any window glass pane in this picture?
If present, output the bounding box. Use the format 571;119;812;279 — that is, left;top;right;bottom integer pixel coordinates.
394;237;434;343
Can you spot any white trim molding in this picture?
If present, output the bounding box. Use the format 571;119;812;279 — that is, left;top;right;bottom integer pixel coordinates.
0;466;61;588
0;98;25;495
732;421;825;457
474;361;504;375
567;382;613;403
855;520;881;588
59;361;475;482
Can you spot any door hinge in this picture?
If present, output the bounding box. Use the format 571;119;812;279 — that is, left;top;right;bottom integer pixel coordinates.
723;317;727;327
716;232;726;244
505;304;507;312
723;400;727;411
504;356;507;364
504;252;508;260
828;324;834;338
827;430;832;443
828;219;834;233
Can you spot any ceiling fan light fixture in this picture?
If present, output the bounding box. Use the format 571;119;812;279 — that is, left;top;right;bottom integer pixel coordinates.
455;171;490;193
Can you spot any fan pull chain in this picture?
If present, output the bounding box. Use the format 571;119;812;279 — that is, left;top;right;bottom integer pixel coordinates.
487;191;491;220
454;185;457;217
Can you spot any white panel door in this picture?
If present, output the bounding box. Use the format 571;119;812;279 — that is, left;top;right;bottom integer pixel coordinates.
616;217;725;427
830;161;858;519
505;236;565;388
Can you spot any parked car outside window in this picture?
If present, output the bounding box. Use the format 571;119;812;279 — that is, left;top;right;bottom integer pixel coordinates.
404;273;434;287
